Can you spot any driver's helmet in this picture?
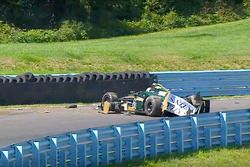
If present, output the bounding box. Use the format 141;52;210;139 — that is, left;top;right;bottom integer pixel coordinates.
146;83;168;92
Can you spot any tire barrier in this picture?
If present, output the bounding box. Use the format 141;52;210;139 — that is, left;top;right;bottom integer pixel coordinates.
0;72;155;105
0;109;249;166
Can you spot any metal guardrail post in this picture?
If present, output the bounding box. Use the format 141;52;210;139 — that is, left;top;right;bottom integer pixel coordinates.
1;151;9;167
220;112;228;147
90;129;99;167
205;128;212;148
102;143;109;165
59;150;66;167
40;153;47;166
235;123;242;146
32;141;40;167
137;123;146;159
150;135;157;157
15;145;23;167
191;117;198;150
113;126;122;164
70;134;78;167
49;137;58;167
163;119;171;153
78;144;86;167
125;137;132;161
177;130;184;153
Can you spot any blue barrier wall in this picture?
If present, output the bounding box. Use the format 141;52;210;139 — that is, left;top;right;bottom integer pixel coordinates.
152;70;250;97
1;109;250;166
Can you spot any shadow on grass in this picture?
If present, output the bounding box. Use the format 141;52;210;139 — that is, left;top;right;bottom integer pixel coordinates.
108;144;250;167
174;33;215;38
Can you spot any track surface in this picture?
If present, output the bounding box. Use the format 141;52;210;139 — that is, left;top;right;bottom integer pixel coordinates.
0;98;250;147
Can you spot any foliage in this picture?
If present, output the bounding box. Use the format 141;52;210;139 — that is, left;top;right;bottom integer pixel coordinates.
162;11;186;29
243;0;250;15
10;29;57;43
56;21;89;41
0;0;249;42
0;20;89;43
0;21;13;43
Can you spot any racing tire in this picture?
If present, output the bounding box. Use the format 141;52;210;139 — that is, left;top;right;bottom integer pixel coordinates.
144;96;162;117
195;100;210;114
101;92;118;111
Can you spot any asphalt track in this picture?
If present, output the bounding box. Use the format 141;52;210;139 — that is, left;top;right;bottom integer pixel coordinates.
0;98;250;147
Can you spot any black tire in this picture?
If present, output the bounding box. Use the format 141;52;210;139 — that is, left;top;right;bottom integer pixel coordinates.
80;72;93;81
62;75;72;82
12;76;26;83
101;92;118;111
104;73;112;80
54;76;64;83
70;75;81;82
124;72;131;79
17;76;27;83
141;72;150;78
45;75;53;82
49;76;58;82
9;77;19;84
144;96;162;117
5;77;13;83
91;73;99;80
35;76;47;83
23;72;34;81
0;77;6;84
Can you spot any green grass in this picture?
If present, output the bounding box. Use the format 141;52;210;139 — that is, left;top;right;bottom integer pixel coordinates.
112;145;250;167
0;19;250;74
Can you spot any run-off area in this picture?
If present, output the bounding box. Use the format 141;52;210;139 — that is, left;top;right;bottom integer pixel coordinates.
0;98;249;147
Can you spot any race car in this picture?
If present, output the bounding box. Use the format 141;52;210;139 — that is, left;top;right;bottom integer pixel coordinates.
100;83;210;117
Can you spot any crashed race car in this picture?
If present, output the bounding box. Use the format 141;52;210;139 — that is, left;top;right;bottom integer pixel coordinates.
100;83;210;117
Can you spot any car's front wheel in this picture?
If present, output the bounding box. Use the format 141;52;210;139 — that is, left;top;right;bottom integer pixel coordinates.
144;96;162;117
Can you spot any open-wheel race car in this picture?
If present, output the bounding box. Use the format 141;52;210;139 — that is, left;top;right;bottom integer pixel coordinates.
100;83;210;117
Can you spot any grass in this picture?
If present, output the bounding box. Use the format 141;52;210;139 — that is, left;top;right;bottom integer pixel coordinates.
0;19;249;74
112;145;250;167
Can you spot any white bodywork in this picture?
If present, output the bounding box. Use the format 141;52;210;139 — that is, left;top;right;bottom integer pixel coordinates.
167;93;197;116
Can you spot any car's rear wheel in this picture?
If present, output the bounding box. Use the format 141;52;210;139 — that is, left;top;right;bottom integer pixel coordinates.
144;96;162;117
101;92;118;111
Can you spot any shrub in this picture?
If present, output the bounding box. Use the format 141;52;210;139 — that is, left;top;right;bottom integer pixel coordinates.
162;10;185;29
10;29;57;43
0;21;12;43
186;14;221;27
243;0;250;16
215;2;242;22
56;21;89;41
131;10;185;32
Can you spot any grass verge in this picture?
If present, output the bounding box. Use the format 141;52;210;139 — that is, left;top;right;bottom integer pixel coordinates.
112;145;250;167
0;19;249;74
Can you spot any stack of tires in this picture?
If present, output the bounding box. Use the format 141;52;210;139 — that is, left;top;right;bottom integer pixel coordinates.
0;72;155;105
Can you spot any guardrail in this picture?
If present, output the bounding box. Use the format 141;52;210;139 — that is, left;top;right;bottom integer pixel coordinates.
152;70;250;97
1;109;249;166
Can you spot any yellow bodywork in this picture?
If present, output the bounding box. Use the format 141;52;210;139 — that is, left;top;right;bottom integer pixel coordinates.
103;101;111;114
162;92;170;113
